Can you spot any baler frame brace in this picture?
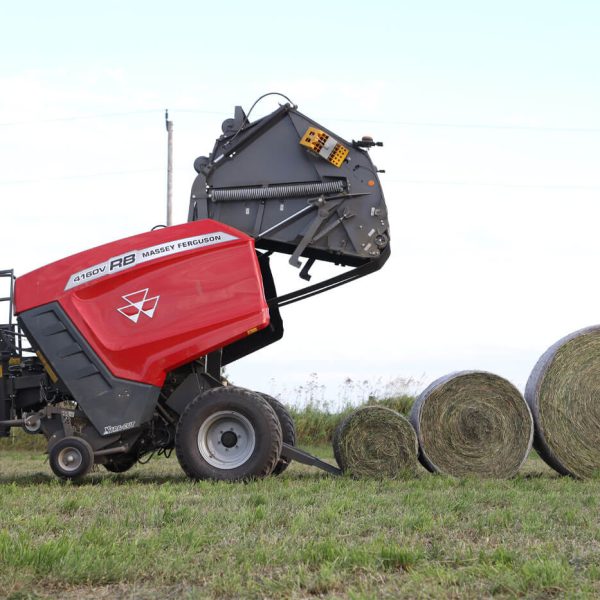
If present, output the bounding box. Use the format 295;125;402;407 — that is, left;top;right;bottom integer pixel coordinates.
281;443;341;475
272;245;389;308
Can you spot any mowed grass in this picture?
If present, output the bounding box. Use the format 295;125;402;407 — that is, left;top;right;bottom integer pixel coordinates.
1;448;600;599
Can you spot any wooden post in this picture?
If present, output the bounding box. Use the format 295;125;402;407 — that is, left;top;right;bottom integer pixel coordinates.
165;110;173;226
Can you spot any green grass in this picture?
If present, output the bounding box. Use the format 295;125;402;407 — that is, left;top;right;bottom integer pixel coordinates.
2;447;600;599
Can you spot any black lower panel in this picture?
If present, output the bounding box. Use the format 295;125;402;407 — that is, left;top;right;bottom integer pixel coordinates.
19;303;159;437
222;253;284;365
0;373;9;437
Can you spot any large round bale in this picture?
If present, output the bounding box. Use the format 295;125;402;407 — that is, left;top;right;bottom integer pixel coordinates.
525;325;600;478
333;406;419;478
410;371;533;478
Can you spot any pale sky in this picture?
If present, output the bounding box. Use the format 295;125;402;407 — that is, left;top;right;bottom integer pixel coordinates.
2;1;600;406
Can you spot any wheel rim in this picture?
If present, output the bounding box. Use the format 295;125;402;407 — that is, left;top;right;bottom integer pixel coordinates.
23;413;41;433
57;446;84;473
197;410;256;469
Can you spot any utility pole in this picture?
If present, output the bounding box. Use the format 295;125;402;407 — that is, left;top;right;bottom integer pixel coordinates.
165;109;173;226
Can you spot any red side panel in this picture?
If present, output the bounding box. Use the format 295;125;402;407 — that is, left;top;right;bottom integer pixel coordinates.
15;220;269;386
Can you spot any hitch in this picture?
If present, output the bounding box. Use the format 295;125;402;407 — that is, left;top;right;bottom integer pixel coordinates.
281;442;342;476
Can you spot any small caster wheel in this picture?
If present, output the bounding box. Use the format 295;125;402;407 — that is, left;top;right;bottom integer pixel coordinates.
23;413;42;434
49;436;94;480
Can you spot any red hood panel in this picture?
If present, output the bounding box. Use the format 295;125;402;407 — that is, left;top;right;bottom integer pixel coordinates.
15;220;269;386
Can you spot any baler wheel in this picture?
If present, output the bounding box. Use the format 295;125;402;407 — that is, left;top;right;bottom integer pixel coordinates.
104;453;138;473
49;436;94;480
257;393;296;475
22;413;42;435
175;386;282;481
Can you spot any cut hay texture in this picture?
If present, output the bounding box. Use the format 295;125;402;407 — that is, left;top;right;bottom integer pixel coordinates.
333;406;419;478
410;371;533;478
525;325;600;478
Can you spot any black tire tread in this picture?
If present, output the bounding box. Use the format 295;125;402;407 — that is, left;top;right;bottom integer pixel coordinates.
257;392;296;475
175;386;282;481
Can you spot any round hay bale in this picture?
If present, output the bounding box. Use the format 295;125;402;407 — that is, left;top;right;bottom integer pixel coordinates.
410;371;533;478
525;325;600;478
333;406;418;478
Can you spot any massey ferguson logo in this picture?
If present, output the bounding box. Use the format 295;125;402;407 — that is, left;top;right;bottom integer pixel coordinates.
117;288;160;323
65;231;237;290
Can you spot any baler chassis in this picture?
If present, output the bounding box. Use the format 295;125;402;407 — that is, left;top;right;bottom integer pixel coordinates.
1;96;387;481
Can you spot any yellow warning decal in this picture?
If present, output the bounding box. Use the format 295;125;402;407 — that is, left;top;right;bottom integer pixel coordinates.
300;127;349;168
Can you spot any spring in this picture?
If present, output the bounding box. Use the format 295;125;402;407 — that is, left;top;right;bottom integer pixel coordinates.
209;180;345;202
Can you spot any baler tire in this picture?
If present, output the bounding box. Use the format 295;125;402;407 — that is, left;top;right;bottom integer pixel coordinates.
104;454;138;473
175;386;282;481
257;393;296;475
49;436;94;480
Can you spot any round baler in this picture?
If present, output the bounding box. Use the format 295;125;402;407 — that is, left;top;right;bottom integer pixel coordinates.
0;96;389;480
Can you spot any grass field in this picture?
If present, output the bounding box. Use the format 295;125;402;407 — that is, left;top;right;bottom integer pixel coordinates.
2;444;600;599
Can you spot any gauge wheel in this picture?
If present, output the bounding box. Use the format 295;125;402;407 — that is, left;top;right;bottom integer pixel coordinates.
49;436;94;480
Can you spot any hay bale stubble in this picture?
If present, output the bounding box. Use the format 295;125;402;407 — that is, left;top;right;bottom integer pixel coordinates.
525;325;600;478
333;406;419;478
410;371;533;478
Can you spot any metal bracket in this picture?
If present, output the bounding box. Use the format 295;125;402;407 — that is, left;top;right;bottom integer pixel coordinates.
272;245;390;308
289;196;343;268
252;199;266;237
299;257;316;281
312;207;354;243
280;442;342;476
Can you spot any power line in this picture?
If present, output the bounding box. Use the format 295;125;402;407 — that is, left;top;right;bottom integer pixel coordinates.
0;109;159;127
0;167;162;186
0;108;226;128
387;178;600;190
2;108;600;133
327;118;600;133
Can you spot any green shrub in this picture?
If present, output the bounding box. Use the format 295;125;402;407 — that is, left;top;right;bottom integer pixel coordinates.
366;394;414;416
0;428;45;452
291;395;415;446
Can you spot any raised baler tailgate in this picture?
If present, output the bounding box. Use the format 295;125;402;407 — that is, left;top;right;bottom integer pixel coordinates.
15;220;269;386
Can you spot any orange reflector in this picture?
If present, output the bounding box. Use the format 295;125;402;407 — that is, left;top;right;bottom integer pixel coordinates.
247;327;258;336
368;180;375;187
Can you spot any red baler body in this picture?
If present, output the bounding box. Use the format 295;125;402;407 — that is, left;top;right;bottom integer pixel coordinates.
15;220;269;387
